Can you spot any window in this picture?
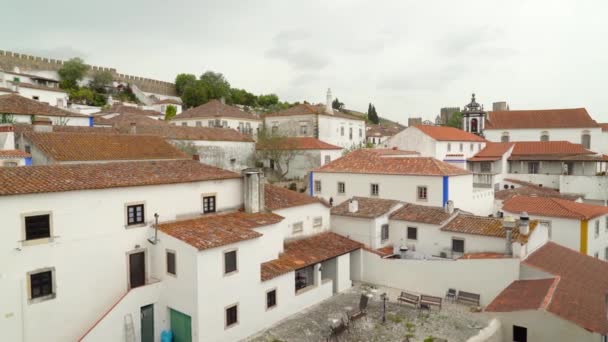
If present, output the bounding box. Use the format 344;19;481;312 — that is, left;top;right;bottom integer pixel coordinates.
224;250;237;275
127;204;145;226
417;186;427;201
595;252;600;258
480;162;492;173
29;268;55;302
225;304;238;328
25;145;31;154
452;238;465;253
501;132;510;143
359;128;362;138
4;161;18;167
595;220;600;238
605;247;608;260
313;217;323;228
222;120;228;127
203;195;216;214
581;131;591;149
349;127;353;140
181;122;187;126
605;217;608;232
32;96;40;101
371;183;379;196
407;227;418;240
195;121;202;127
381;224;389;241
447;143;451;152
271;125;278;134
266;289;277;310
338;182;345;194
314;180;322;193
299;124;308;135
478;143;481;150
340;127;344;136
24;214;51;241
513;325;527;342
292;222;303;234
470;143;473;152
324;155;331;165
238;122;244;132
540;131;549;141
245;122;251;134
459;143;463;152
166;250;176;276
528;162;539;174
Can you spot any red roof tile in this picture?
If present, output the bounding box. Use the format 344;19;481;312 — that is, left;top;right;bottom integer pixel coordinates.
389;203;454;224
264;184;327;210
503;196;608;220
485;278;558;312
14;124;119;134
600;123;608;132
155;98;182;105
257;137;341;150
98;103;162;117
261;232;361;281
176;99;260;121
468;142;514;161
459;252;510;260
0;160;240;196
95;113;168;127
331;197;402;218
441;214;537;243
486;108;599;129
0;94;88;117
0;149;30;158
495;185;580;202
128;125;255;143
510;141;593;156
415;125;486;142
263;103;364;121
366;124;405;137
158;211;283;250
315;149;470;176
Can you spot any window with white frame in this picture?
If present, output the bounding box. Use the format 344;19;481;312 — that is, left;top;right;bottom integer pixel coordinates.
338;182;346;194
299;123;308;135
292;222;304;234
470;143;473;152
181;122;187;127
540;131;549;141
381;224;389;241
340;127;344;136
480;162;492;173
196;121;202;127
528;162;539;174
314;180;322;193
370;183;379;196
417;186;427;200
349;127;353;140
28;267;55;303
581;130;591;149
313;217;323;228
222;120;228;127
324;155;331;165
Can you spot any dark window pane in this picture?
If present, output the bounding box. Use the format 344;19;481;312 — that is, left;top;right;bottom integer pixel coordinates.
167;252;176;275
203;196;216;214
30;271;53;299
225;251;237;274
226;305;238;326
25;215;51;240
407;227;417;240
267;290;277;308
513;325;527;342
127;205;145;225
452;239;464;253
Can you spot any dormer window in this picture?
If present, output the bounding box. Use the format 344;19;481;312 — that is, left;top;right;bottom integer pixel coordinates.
501;132;509;143
540;131;549;142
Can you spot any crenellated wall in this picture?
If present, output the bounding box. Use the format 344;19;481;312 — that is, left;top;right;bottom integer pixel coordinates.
0;50;176;96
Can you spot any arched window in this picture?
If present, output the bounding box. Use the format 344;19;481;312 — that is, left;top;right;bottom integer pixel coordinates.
540;131;549;142
581;130;591;149
470;118;478;133
501;132;510;143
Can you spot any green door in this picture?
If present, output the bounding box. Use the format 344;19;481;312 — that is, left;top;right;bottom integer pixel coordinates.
141;304;154;342
170;308;192;342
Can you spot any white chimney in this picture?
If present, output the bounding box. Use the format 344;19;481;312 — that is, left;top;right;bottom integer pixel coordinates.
444;200;455;214
348;199;358;213
325;88;333;115
503;216;517;256
518;212;530;235
242;168;265;213
0;124;15;150
32;117;53;132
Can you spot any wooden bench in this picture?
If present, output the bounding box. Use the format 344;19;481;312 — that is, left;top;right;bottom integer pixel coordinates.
456;291;481;307
397;291;420;308
420;294;442;310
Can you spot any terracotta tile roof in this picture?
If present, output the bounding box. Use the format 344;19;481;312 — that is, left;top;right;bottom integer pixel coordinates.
485;278;558;312
264;184;327;210
14;124;118;134
98;103;161;117
415;125;486;142
263;103;364;121
389;203;454;225
440;214;536;243
158;211;283;251
0;160;240;196
95;113;168;127
176;99;260;121
0;94;88;117
10;81;66;93
257;137;341;150
0;87;16;93
261;232;361;281
366;124;405;137
155;98;182;105
486;108;599;129
459;252;510;260
600;123;608;132
488;242;608;334
509;141;594;159
315;149;470;176
131;125;255;143
495;185;580;202
331;196;402;218
503;195;608;220
468;142;514;161
24;132;188;162
0;149;30;158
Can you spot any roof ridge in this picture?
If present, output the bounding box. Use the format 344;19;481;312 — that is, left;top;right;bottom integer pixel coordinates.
540;276;561;310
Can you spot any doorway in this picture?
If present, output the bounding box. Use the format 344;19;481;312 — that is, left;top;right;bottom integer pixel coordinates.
140;304;154;342
170;308;192;342
129;251;146;288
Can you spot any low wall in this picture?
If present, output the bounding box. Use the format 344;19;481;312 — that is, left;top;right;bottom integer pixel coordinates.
466;318;502;342
357;250;520;306
560;175;608;201
504;173;560;189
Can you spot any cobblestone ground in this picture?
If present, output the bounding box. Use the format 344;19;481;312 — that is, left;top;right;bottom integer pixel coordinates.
248;284;489;342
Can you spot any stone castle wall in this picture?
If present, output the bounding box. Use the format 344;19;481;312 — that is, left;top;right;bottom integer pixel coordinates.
0;50;176;96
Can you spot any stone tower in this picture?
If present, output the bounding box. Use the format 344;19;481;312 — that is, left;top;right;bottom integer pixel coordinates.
462;93;486;136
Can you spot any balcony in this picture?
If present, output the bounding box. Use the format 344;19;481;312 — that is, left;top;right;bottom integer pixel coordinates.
473;173;495;188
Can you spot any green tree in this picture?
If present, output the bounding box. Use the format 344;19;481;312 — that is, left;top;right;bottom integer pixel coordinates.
230;88;257;107
199;71;231;100
68;88;95;104
58;57;88;90
175;73;197;96
446;111;463;129
332;98;344;110
164;105;177;120
255;127;300;180
181;82;209;108
367;103;380;124
89;70;113;93
257;94;279;108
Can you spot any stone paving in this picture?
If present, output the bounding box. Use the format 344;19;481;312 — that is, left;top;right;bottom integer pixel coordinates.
248;283;490;342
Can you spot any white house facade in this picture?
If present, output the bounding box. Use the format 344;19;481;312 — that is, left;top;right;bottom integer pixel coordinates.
171;99;261;136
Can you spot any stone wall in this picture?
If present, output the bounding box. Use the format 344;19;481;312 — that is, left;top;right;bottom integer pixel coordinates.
0;50;176;96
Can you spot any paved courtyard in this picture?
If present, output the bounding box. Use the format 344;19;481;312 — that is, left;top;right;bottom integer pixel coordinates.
249;283;490;342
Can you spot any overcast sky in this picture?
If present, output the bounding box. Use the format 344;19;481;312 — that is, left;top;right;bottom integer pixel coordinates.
3;0;607;123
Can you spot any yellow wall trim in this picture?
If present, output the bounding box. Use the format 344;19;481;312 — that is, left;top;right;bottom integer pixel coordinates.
580;220;588;254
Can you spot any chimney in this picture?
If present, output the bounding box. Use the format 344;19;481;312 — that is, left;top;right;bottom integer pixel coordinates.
130;122;137;134
0;124;15;150
242;168;265;213
220;97;226;105
348;199;359;213
518;212;530;235
325;88;333;115
444;200;455;214
503;216;517;256
32;117;53;132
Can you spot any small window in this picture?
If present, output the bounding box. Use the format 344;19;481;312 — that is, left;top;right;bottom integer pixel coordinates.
292;222;304;234
480;162;492;173
313;217;323;228
266;289;277;310
314;180;322;193
595;220;600;238
127;204;145;226
478;143;481;150
381;224;389;241
32;96;40;101
324;155;331;165
540;131;549;142
25;145;31;154
470;143;473;151
224;250;237;275
447;143;451;152
203;195;216;214
271;125;278;134
222;120;228;127
29;268;55;302
501;132;509;143
340;127;344;136
196;121;202;127
452;238;465;253
24;214;51;241
181;122;187;127
605;217;608;232
605;247;608;260
581;132;591;149
595;252;600;258
166;250;176;276
528;162;539;174
338;182;346;194
370;183;379;196
300;124;307;135
459;143;463;152
225;304;238;328
359;128;362;138
407;227;418;240
417;186;427;201
349;127;353;140
513;325;527;342
208;120;214;127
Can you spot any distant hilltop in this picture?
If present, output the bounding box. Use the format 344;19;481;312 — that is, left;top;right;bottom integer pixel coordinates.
0;49;176;96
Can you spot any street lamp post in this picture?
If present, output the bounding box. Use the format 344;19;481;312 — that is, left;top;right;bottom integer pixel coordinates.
380;292;388;324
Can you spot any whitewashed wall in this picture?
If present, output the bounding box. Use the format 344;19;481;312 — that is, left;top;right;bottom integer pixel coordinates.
170;139;255;172
16;87;68;107
317;115;365;149
172;117;261;135
273;202;330;240
10;114;91;126
484;127;604;154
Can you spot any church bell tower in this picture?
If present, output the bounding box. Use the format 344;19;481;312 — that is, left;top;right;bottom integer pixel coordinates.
462;93;486;136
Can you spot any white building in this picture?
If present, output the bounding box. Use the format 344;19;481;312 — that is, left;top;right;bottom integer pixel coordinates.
0;94;91;126
262;89;366;149
365;124;405;146
0;124;31;166
171;99;261;136
311;149;493;216
502;195;608;259
150;98;183;116
384;124;486;169
0;69;69;107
